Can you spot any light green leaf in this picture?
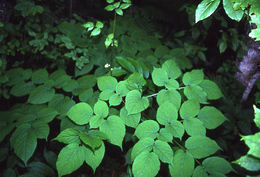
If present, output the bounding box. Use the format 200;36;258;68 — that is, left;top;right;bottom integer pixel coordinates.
234;155;260;171
131;137;154;161
113;2;120;8
152;68;169;87
202;156;233;174
125;90;149;115
99;90;115;101
156;102;178;125
90;28;101;36
89;115;105;129
185;136;221;159
120;3;131;9
94;100;109;118
105;5;115;11
126;72;146;90
67;102;93;125
157;89;181;109
198;106;227;129
193;166;209;177
183;118;206;136
116;81;130;96
162;59;182;79
10;123;37;165
82;22;94;31
28;85;55;104
31;121;49;139
53;128;80;144
182;69;204;86
169;149;194;177
199;80;223;100
165;121;184;139
242;133;260;158
32;69;48;84
115;8;123;16
120;107;141;128
195;0;221;23
180;99;200;119
106;0;114;3
157;128;173;143
105;33;114;48
134;120;159;139
165;78;179;89
96;21;104;28
223;0;244;21
100;116;125;148
97;76;117;91
79;132;102;150
153;140;173;163
109;93;122;106
253;105;260;128
132;151;160;177
56;143;86;176
85;142;105;173
184;85;208;103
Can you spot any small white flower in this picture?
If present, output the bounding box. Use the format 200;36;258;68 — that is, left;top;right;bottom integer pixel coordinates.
104;63;110;68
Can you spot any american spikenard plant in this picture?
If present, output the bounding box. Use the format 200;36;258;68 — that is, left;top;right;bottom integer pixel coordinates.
49;59;233;177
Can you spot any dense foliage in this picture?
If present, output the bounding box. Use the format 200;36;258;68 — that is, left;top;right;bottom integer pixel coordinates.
0;0;259;177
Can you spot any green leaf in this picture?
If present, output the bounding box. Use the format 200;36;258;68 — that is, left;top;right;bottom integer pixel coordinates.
125;90;149;115
185;136;221;159
115;8;123;16
120;3;131;9
62;79;79;92
79;132;102;150
32;69;48;84
242;133;260;158
106;0;114;4
100;116;125;149
169;149;194;177
183;69;204;86
156;102;178;125
99;90;115;101
165;121;184;139
94;100;109;118
105;33;114;48
132;151;160;177
202;156;233;174
56;143;86;176
152;68;169;87
234;155;260;171
135;120;159;139
156;89;181;109
184;85;208;103
28;85;55;104
85;142;105;172
10;81;34;97
180;99;200;119
115;56;136;73
109;93;122;106
89;115;105;129
165;78;179;89
10;123;37;165
113;2;120;8
193;166;209;177
50;69;71;89
253;105;260;128
223;0;244;21
96;21;104;28
31;121;49;139
77;74;96;89
67;102;93;125
183;118;206;136
199;80;223;100
120;107;141;128
126;72;146;90
82;22;94;31
53;128;81;144
153;140;173;163
131;137;154;161
195;0;221;23
157;128;173;143
90;28;101;36
97;76;117;91
27;161;56;177
198;106;227;129
162;60;182;79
